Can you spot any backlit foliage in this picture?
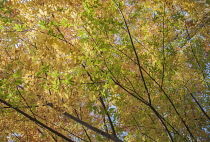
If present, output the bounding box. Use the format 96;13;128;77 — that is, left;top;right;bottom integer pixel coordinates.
0;0;209;141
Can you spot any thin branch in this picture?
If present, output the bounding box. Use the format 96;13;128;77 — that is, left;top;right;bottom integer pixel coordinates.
30;28;75;47
184;22;210;88
99;96;117;137
102;114;109;133
132;115;157;142
74;109;92;142
186;88;210;121
16;86;36;118
81;64;121;141
149;105;174;142
104;60;148;104
113;0;151;104
161;0;166;88
158;88;195;141
51;134;58;142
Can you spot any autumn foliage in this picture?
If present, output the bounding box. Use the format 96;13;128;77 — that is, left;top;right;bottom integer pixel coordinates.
0;0;209;141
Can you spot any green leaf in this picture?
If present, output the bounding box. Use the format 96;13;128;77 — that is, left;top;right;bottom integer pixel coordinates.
13;70;21;78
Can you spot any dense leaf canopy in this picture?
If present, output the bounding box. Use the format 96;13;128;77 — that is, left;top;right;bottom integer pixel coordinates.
0;0;209;141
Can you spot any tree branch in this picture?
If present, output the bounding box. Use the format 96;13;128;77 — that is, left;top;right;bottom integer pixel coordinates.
99;96;117;137
0;99;75;142
113;0;151;104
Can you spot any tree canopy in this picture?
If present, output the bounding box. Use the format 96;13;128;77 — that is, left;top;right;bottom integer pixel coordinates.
0;0;209;141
